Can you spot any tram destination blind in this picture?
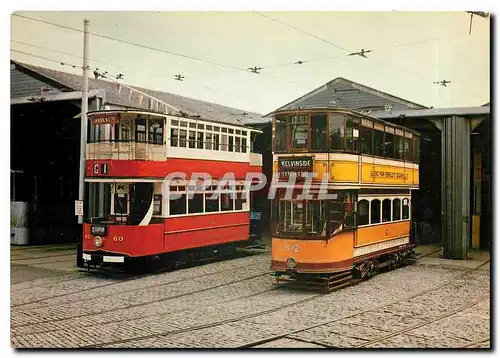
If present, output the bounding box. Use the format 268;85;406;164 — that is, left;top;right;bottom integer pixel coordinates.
278;156;313;178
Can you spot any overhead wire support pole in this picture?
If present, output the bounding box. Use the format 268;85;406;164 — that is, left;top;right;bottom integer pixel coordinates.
78;19;89;226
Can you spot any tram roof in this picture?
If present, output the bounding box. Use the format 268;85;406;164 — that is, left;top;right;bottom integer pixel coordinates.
368;106;490;119
11;61;268;127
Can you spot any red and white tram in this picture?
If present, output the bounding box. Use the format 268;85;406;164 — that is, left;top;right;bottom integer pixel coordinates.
82;110;263;268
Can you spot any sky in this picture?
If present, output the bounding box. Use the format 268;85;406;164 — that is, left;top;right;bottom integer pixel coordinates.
10;10;490;115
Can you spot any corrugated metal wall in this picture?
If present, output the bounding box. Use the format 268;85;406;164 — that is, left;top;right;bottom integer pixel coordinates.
441;115;470;259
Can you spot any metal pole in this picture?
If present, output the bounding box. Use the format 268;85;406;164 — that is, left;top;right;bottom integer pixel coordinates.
78;19;89;225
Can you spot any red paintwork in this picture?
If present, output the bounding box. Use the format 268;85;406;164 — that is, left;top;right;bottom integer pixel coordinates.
83;223;165;257
164;212;250;252
86;159;261;178
82;212;250;257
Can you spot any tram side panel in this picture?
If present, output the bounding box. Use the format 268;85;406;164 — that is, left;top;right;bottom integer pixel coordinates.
82;222;165;257
164;212;250;252
271;232;355;273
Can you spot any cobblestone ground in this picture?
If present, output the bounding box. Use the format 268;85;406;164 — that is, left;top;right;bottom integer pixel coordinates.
11;251;490;349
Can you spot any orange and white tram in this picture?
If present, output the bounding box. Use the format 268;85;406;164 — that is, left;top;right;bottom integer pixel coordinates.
82;110;263;269
269;108;420;291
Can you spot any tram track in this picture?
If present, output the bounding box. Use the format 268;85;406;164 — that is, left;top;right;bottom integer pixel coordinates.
459;338;490;348
12;275;281;337
284;294;489;349
352;295;489;348
11;266;275;328
84;291;325;348
237;259;490;348
11;250;270;309
10;252;76;262
11;256;489;348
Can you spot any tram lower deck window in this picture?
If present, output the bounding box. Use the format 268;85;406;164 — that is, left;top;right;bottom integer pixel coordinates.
371;199;381;224
221;193;233;211
382;199;391;222
402;198;410;219
205;194;219;212
170;194;187;215
188;194;203;214
358;200;369;226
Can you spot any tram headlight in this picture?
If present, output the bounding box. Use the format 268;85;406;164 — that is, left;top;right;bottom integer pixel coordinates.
286;257;297;269
94;236;103;248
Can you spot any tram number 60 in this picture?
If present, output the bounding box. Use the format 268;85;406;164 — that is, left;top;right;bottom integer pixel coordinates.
285;244;300;253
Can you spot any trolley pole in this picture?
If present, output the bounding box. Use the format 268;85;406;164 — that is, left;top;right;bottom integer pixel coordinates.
77;19;89;267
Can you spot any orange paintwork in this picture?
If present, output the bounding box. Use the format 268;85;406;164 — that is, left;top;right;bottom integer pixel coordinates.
272;231;354;272
413;168;419;185
361;163;418;186
272;221;411;273
274;156;419;186
329;161;358;182
355;221;410;247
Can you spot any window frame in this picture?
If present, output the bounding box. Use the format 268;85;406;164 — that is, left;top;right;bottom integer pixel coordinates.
167;184;249;218
357;196;411;227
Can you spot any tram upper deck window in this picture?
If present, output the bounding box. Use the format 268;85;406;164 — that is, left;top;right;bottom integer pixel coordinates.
394;135;404;160
373;129;384;157
241;137;247;153
346;116;360;153
404;136;412;162
148;117;164;144
135;116;147;143
311;114;327;151
384;131;395;159
290;115;308;150
360;126;373;155
329;113;345;151
413;136;420;163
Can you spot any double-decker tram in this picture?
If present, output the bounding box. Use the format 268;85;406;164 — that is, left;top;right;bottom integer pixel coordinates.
270;108;420;291
82;110;263;270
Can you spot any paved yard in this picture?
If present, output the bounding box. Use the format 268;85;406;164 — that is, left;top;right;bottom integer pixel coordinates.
10;244;490;349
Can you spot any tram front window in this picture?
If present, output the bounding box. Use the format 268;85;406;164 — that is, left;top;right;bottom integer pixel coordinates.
87;182;112;223
305;201;326;235
86;182;154;225
279;201;303;235
276;196;346;238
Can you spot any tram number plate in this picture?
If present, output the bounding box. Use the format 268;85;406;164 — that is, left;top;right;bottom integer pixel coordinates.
91;224;107;236
285;244;300;253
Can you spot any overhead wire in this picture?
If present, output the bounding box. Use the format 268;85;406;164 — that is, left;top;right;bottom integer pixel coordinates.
189;20;487;79
10;46;261;105
11;12;488;106
12;13;243;71
251;11;488;87
11;13;307;88
10;49;82;69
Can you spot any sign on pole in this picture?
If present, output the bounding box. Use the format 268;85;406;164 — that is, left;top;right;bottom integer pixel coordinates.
75;200;84;216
